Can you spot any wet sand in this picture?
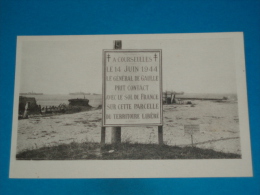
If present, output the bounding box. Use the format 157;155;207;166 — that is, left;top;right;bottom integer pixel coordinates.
16;100;241;154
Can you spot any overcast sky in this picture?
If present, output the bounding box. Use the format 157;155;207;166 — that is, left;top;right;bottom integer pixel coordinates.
18;34;238;94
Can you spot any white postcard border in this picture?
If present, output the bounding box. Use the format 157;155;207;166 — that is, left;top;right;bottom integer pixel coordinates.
9;33;252;178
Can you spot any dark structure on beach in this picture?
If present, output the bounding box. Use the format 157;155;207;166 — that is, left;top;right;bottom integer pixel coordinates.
19;96;39;114
163;91;184;104
18;96;92;119
68;98;91;107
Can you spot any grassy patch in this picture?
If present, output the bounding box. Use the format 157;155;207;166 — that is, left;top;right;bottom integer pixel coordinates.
16;142;241;160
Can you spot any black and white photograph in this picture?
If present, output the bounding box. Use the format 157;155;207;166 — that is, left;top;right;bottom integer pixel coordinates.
10;33;252;178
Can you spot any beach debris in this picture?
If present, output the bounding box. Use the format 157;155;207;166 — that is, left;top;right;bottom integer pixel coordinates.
108;150;115;153
163;91;184;104
41;104;67;114
178;99;184;104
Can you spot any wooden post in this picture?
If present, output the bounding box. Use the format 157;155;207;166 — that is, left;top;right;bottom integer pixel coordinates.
114;40;122;50
101;40;122;145
111;40;122;144
101;127;106;145
158;126;163;145
111;126;121;143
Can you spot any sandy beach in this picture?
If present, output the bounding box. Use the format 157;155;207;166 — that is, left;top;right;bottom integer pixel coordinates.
16;100;241;155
